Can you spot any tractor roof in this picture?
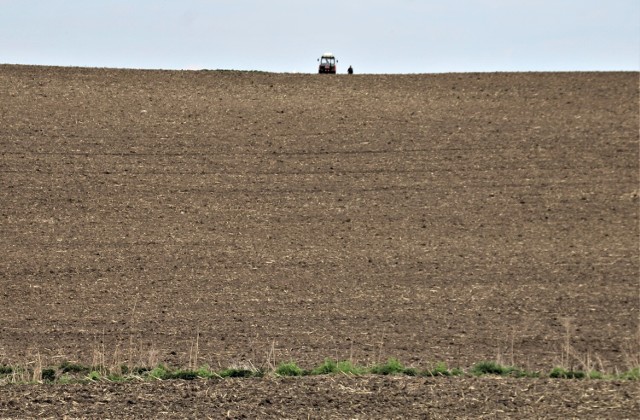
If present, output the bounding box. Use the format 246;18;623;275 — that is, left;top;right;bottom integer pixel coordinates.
322;53;335;58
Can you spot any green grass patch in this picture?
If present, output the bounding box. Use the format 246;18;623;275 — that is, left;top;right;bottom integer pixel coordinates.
588;370;605;380
619;367;640;380
60;361;90;374
549;367;586;379
471;361;526;377
86;371;102;381
196;366;215;379
422;361;461;377
370;358;409;375
275;361;305;376
336;360;367;375
41;368;56;382
311;359;339;375
107;373;127;382
57;374;74;385
0;357;637;385
168;370;199;380
148;365;171;380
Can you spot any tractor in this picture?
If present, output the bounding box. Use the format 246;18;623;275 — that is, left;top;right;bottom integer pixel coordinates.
318;53;337;74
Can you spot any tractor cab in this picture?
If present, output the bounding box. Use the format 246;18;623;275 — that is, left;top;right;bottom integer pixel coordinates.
318;53;337;74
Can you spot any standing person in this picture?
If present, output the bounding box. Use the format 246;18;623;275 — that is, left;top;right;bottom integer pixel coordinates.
348;65;353;75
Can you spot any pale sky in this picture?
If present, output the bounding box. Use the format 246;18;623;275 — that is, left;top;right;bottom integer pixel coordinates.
1;0;638;73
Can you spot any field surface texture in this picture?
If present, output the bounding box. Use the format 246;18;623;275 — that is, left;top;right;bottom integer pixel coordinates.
1;65;638;418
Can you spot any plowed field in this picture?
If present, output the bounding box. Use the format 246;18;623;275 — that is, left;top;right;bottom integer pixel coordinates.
1;65;638;418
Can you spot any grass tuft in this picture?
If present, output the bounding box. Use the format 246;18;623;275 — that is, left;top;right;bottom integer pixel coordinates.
275;361;305;376
311;359;338;375
41;368;56;382
86;371;102;381
471;361;520;376
196;366;214;379
149;365;170;380
423;362;456;377
549;367;586;379
336;360;366;375
169;370;199;380
0;356;637;384
370;358;407;375
619;367;640;380
60;361;89;374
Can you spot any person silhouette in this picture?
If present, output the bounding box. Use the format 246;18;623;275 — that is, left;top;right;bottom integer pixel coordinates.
348;65;353;75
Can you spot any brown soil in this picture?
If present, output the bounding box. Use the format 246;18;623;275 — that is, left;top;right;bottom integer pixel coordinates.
0;65;638;418
2;376;638;419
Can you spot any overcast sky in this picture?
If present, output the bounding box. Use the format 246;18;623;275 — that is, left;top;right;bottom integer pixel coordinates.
1;0;638;73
